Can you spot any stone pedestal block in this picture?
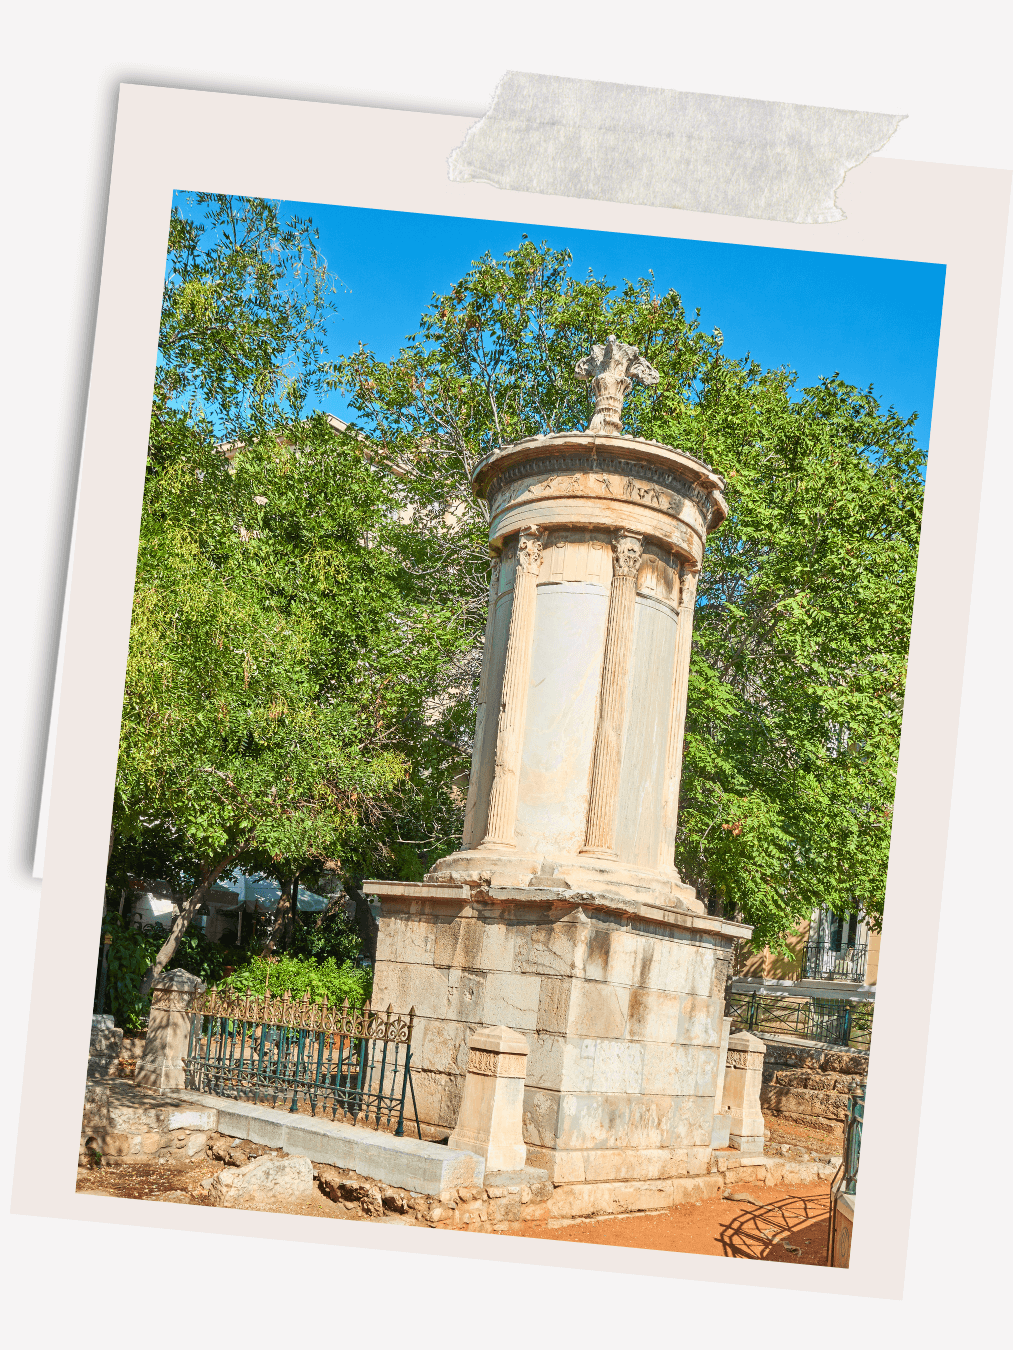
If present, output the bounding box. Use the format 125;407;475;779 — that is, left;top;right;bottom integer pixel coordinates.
368;882;749;1182
723;1029;767;1154
449;1024;530;1172
134;969;204;1092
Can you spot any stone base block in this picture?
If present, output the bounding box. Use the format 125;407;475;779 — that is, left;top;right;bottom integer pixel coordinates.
710;1113;731;1148
484;1166;550;1190
176;1091;485;1195
524;1144;711;1185
730;1132;765;1155
547;1174;724;1219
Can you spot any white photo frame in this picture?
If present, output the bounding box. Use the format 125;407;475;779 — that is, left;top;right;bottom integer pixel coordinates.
13;82;1010;1300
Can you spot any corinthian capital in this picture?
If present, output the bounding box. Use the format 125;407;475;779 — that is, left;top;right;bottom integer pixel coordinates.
575;335;660;435
516;526;544;575
612;530;644;579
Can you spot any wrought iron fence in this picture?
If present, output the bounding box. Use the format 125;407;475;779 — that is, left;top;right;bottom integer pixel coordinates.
826;1084;865;1265
729;991;873;1049
802;939;869;983
184;987;421;1138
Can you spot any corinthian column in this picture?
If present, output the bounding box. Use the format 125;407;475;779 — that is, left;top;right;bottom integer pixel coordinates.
462;552;502;848
659;564;699;867
581;531;644;857
479;527;543;849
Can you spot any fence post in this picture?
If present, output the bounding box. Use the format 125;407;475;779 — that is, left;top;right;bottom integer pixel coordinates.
135;970;205;1092
723;1030;767;1154
448;1025;529;1172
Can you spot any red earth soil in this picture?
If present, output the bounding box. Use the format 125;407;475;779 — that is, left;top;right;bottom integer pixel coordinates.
77;1160;835;1264
509;1183;834;1263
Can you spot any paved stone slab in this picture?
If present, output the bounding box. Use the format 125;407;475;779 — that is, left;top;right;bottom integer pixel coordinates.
175;1091;485;1195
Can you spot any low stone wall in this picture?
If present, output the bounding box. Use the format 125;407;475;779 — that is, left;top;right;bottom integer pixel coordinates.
758;1037;868;1131
81;1081;217;1164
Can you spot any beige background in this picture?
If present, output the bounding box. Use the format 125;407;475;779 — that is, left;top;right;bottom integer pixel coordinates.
9;83;1009;1302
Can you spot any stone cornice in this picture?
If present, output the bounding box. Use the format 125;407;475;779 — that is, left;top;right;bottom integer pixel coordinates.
363;878;753;941
472;431;727;519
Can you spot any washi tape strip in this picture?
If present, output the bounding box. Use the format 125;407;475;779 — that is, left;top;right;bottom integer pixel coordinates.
448;71;905;225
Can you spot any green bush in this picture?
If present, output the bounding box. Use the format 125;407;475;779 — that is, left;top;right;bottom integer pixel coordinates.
287;907;363;965
218;953;372;1006
165;927;236;987
99;913;161;1030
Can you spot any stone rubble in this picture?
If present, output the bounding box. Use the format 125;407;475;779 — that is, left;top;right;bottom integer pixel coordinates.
209;1153;314;1207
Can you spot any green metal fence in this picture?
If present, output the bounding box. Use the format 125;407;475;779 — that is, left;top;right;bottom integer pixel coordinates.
184;987;421;1138
728;991;873;1049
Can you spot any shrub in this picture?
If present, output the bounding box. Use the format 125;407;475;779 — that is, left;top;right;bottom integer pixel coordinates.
218;953;372;1007
287;907;363;965
99;914;161;1030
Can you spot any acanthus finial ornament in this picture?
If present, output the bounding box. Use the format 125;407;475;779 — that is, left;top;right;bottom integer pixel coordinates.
575;335;660;435
612;530;644;579
516;525;544;575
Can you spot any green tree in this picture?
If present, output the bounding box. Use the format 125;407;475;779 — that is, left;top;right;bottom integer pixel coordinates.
112;194;473;985
331;240;924;950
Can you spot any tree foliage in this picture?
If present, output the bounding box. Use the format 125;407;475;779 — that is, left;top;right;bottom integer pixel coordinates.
332;240;925;948
110;195;476;981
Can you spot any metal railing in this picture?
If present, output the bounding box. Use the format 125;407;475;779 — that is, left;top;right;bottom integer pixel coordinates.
827;1084;865;1265
728;991;873;1049
802;940;868;983
184;987;421;1138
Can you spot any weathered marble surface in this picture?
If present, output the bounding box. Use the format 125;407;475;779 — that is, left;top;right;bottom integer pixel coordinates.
430;430;726;908
370;888;746;1183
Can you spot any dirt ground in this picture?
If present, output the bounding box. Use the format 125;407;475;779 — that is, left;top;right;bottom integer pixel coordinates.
76;1160;833;1263
511;1184;832;1261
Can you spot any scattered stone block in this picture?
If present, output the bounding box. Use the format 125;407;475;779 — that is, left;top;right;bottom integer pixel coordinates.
88;1018;125;1081
209;1154;314;1208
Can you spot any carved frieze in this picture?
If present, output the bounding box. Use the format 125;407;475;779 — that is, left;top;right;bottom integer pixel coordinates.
486;453;718;528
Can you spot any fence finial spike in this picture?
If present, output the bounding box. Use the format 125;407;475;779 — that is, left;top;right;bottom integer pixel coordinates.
341;996;349;1011
303;988;310;1003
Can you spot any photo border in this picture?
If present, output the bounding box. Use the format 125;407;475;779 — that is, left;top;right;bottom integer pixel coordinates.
13;82;1010;1300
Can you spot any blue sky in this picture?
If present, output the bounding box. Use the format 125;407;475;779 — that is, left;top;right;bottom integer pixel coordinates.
174;194;947;449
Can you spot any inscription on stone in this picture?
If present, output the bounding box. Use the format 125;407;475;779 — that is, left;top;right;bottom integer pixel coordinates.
468;1048;528;1078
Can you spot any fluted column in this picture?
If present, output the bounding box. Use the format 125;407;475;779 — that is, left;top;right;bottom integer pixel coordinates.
659;564;699;867
479;527;543;849
581;531;644;856
462;552;502;848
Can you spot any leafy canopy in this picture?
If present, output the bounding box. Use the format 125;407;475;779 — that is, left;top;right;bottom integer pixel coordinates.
112;194;475;911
